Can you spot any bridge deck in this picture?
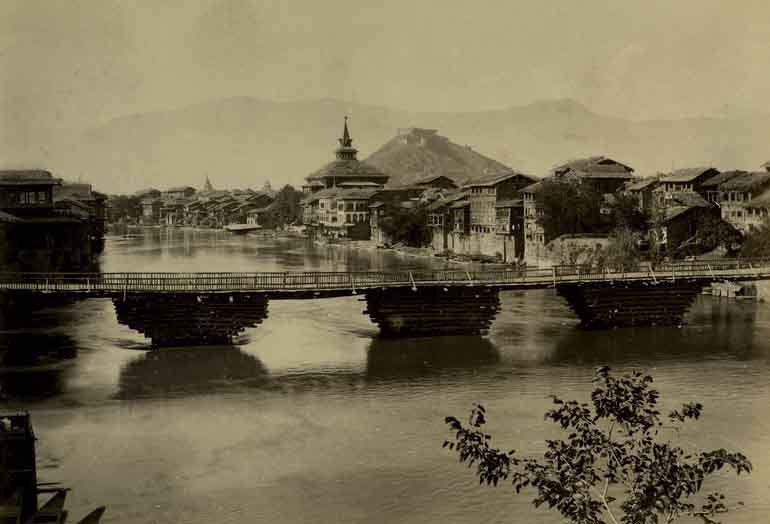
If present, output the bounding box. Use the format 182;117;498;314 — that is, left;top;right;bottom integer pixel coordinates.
1;258;769;298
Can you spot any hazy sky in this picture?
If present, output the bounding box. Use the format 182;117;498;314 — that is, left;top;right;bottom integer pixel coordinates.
2;0;770;132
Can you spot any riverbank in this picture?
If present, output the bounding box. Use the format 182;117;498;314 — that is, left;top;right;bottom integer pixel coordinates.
310;237;522;269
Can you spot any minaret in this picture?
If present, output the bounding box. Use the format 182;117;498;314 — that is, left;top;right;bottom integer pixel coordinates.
203;176;214;192
335;116;358;161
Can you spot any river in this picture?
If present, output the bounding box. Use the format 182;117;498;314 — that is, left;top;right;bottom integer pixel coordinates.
1;228;769;524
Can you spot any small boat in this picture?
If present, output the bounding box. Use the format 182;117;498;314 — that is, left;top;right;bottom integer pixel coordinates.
224;223;263;234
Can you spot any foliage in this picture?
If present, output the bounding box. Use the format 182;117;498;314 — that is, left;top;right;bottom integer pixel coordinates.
536;178;606;241
591;228;644;271
739;219;770;258
106;195;141;223
378;202;431;247
672;214;742;258
611;193;650;233
443;367;751;524
268;185;303;228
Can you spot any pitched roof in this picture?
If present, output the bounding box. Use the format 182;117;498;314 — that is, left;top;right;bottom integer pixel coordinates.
700;170;746;188
659;167;718;183
462;171;536;188
717;172;770;191
426;191;469;211
306;159;388;182
302;186;380;204
520;180;546;194
415;174;456;185
495;198;523;208
552;156;634;178
664;191;710;208
663;206;705;222
625;177;659;191
0;170;60;186
746;189;770;209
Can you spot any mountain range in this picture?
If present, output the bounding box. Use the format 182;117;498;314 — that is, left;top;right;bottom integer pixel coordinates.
5;97;770;193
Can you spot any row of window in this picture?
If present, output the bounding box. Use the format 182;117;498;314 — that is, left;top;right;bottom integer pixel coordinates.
3;190;50;205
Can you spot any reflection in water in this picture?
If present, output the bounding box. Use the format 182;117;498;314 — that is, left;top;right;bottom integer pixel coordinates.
0;333;77;400
9;231;770;524
549;297;762;365
366;336;499;380
116;345;269;399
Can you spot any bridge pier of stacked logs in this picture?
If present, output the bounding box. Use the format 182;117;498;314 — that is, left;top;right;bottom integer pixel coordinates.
556;280;706;328
112;293;269;347
363;286;501;337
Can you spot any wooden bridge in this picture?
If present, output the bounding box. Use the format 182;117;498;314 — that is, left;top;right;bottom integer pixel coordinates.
2;258;769;345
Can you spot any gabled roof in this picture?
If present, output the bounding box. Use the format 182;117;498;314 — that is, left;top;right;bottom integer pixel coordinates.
552;156;634;179
0;170;60;186
701;170;746;188
625;177;659;191
659;167;718;183
717;172;770;192
462;171;536;188
663;191;710;208
520;180;546;194
415;174;457;185
426;191;469;211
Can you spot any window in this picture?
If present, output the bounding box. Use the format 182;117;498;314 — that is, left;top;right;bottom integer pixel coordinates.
20;191;37;204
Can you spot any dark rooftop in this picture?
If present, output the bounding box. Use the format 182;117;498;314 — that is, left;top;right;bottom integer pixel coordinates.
552;156;634;178
659;167;719;183
0;170;60;186
463;171;536;188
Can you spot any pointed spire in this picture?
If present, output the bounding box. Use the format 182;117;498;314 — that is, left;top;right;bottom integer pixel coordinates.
340;116;352;148
335;116;358;160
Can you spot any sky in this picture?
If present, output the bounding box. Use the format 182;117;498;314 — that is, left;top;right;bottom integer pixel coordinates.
2;0;770;136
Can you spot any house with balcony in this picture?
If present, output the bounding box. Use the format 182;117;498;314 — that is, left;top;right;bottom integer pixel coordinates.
652;167;720;208
551;156;634;195
463;171;535;260
0;170;96;271
520;180;547;266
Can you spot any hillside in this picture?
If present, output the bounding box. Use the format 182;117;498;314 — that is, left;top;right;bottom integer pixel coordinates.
6;97;770;194
365;128;514;187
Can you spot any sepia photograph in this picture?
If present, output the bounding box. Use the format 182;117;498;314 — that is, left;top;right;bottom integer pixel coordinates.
1;1;769;522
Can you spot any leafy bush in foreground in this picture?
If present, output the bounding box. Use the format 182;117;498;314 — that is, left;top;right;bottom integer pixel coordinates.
443;367;751;524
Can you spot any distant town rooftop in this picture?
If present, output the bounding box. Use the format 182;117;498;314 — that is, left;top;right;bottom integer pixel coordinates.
659;167;718;183
463;171;535;188
716;172;770;191
552;156;634;179
0;170;60;186
625;177;659;191
701;170;746;188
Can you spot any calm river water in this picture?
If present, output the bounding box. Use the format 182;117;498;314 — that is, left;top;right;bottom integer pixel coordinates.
1;229;769;524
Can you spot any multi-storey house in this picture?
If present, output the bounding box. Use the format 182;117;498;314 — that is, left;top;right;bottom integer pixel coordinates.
463;171;536;259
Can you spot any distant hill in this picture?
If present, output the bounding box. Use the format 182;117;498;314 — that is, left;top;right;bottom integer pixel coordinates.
7;96;770;194
364;128;514;187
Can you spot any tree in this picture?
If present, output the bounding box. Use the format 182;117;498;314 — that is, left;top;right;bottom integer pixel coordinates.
378;202;431;247
270;185;303;228
739;219;770;258
537;178;605;241
611;193;650;233
443;367;751;524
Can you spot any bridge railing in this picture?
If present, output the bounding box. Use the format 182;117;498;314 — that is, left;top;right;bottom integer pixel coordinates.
1;257;770;292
